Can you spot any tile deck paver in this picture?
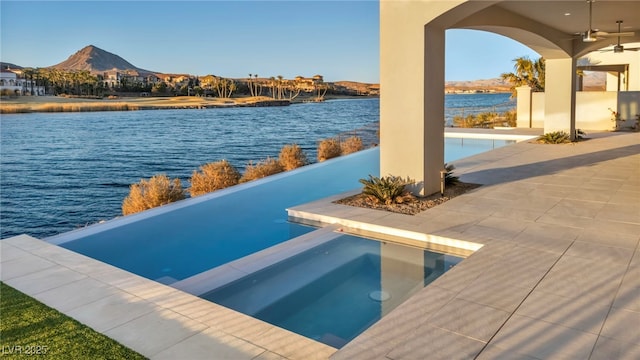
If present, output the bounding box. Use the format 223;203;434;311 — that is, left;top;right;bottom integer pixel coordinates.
1;130;639;359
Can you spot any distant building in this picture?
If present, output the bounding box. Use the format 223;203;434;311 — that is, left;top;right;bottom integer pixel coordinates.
102;69;162;89
0;68;45;96
293;75;325;92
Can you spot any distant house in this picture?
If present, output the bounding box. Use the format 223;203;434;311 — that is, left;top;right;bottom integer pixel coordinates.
102;69;160;89
294;75;324;92
0;68;45;96
102;70;122;88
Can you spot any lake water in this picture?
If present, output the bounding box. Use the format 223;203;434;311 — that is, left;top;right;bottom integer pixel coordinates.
0;94;513;239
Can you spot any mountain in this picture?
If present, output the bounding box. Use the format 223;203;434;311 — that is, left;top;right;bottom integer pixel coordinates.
49;45;155;75
445;78;512;93
1;62;23;70
334;81;379;94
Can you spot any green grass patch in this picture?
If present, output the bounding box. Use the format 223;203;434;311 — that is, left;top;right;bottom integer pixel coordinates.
0;282;147;359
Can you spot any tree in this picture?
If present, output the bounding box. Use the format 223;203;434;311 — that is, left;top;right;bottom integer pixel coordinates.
277;75;284;99
268;76;277;99
500;56;545;97
22;68;35;95
283;79;301;100
152;81;168;95
253;74;261;96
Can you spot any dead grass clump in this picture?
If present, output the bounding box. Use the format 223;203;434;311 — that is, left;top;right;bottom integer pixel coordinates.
0;105;32;114
32;103;139;112
340;136;363;155
240;158;284;183
317;138;341;162
189;160;241;197
122;174;185;215
279;144;308;171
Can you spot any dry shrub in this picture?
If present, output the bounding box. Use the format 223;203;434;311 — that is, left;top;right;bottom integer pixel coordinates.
33;103;137;113
340;136;363;155
189;160;240;197
279;144;308;171
122;174;185;215
317;138;341;162
0;105;32;114
240;158;284;183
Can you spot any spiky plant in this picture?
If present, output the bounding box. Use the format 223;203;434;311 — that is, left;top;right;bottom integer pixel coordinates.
122;174;185;215
537;131;571;144
359;175;415;205
444;163;459;185
189;160;241;197
279;144;308;171
502;109;517;127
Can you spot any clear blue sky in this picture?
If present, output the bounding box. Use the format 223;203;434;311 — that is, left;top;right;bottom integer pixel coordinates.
1;1;539;83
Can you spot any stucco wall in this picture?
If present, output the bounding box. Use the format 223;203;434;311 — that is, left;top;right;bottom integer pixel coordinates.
524;91;640;131
531;92;545;128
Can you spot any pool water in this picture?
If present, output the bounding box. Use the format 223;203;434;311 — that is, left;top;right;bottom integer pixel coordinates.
47;138;514;284
202;234;463;348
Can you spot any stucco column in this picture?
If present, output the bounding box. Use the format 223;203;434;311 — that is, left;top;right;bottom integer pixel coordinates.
420;26;446;196
516;85;532;128
380;4;445;197
544;58;577;138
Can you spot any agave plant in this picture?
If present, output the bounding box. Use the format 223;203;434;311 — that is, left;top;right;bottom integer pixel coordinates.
444;163;459;185
359;175;415;205
537;131;571;144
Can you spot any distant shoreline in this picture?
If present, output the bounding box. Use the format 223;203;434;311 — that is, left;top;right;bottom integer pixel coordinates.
0;94;379;114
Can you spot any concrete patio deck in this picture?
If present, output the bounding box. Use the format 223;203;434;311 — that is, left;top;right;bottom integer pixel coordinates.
1;130;638;359
290;130;640;359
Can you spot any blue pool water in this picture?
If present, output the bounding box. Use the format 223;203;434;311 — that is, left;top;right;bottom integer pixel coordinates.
49;149;379;282
47;137;514;283
203;234;463;348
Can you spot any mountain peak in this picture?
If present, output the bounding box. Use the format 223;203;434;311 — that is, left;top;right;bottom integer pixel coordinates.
50;45;151;75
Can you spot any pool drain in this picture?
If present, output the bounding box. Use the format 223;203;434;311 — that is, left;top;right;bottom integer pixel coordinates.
369;290;391;302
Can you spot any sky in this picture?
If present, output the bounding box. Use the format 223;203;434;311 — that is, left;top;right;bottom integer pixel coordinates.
1;1;540;83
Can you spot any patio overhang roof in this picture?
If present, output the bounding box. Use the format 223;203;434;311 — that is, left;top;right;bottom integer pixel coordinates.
380;0;640;196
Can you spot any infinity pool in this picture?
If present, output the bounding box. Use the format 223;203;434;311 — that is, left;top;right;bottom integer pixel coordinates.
46;137;515;284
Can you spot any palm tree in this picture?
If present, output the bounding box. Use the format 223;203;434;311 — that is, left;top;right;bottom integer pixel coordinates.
254;74;261;96
227;80;236;98
268;76;277;99
283;79;301;100
276;75;284;99
501;56;545;97
22;68;35;95
248;73;254;96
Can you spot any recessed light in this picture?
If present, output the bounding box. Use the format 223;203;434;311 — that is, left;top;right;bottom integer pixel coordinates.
564;12;571;16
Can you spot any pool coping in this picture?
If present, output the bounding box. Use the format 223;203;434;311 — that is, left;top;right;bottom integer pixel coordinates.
172;225;345;296
0;235;338;359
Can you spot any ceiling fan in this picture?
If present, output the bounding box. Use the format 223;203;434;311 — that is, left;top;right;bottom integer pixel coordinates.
598;21;640;53
581;0;634;43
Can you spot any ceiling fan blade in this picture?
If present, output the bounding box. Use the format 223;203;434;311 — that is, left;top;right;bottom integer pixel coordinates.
597;31;635;37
